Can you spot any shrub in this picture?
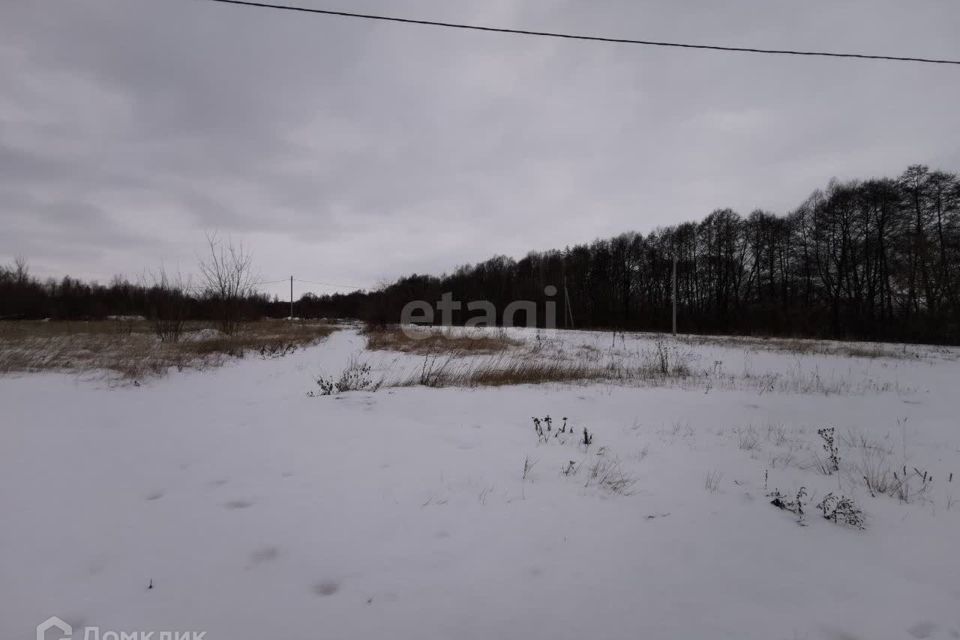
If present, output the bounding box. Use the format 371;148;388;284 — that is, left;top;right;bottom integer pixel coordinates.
817;427;840;474
311;355;377;396
817;493;865;529
769;487;808;524
144;267;189;343
640;336;694;378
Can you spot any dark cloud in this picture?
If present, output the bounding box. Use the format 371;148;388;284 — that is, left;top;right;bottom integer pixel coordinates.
1;0;958;298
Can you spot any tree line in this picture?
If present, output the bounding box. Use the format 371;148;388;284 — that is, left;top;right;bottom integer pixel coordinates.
3;165;958;343
1;235;268;339
301;164;960;344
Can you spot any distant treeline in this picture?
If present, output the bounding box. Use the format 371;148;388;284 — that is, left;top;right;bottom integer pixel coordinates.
3;164;959;344
0;262;272;323
0;235;273;330
299;164;960;344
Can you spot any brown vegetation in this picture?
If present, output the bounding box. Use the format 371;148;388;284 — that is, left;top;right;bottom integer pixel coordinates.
677;333;915;360
0;319;336;380
396;346;696;389
363;325;521;356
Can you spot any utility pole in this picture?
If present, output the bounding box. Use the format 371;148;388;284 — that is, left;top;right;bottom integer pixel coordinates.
671;255;677;336
290;276;294;320
563;275;575;330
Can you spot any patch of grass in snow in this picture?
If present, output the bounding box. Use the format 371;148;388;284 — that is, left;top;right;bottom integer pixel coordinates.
703;469;723;493
732;362;909;395
394;346;697;389
584;455;637;495
304;327;917;396
0;318;336;380
393;352;605;388
755;420;949;525
842;429;901;498
678;333;921;360
369;329;908;395
787;423;936;504
363;324;521;355
310;353;382;396
735;425;761;451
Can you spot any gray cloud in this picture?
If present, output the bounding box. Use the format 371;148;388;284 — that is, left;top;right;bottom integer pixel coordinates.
1;0;958;298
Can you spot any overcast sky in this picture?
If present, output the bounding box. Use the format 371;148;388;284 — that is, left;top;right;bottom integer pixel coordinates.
2;0;958;299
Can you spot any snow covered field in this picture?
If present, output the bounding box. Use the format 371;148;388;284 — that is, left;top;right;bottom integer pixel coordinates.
3;327;960;640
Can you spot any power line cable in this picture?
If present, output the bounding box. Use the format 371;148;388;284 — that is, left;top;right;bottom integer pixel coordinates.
257;278;365;290
202;0;960;66
294;278;366;290
256;278;364;290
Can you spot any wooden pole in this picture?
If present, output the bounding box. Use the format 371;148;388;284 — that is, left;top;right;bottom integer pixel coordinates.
564;275;575;330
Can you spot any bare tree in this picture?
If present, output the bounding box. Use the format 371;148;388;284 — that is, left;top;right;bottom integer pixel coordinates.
198;233;257;335
144;265;189;342
13;255;29;285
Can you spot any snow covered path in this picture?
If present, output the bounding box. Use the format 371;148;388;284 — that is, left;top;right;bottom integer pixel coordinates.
3;329;960;639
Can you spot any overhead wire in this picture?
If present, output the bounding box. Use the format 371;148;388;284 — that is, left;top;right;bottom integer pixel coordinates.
202;0;960;66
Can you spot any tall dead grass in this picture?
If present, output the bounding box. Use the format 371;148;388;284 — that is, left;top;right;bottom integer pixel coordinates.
396;348;697;389
679;334;916;360
0;319;336;380
363;325;521;355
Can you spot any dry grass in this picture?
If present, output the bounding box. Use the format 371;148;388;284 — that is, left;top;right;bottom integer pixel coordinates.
363;325;521;355
450;356;599;387
839;427;934;503
395;347;697;389
678;334;915;360
395;353;597;388
0;319;336;380
400;349;900;394
585;456;637;495
362;329;909;394
731;365;906;395
704;469;723;493
735;425;761;450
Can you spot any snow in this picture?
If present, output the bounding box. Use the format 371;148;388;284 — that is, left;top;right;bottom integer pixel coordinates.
2;328;960;640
